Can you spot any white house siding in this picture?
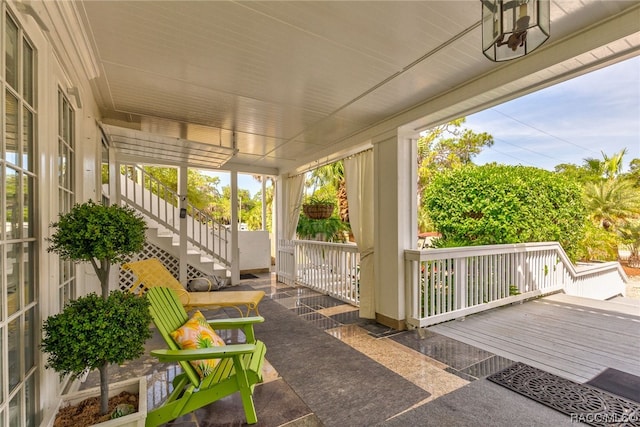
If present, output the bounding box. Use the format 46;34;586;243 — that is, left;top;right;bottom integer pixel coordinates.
0;2;103;425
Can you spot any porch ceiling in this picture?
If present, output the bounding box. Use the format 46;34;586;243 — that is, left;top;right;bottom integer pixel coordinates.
74;1;640;175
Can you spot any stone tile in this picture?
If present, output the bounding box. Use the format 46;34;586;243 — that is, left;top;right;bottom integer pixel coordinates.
193;379;313;427
269;291;294;300
298;295;344;309
461;355;514;379
326;324;369;340
390;329;495;371
300;312;342;330
287;287;325;297
445;367;479;382
331;325;468;400
358;320;400;338
317;304;358;317
279;413;323;427
290;305;315;315
275;295;307;309
261;359;280;383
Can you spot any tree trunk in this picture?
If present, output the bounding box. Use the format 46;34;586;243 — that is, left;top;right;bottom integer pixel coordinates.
337;180;349;222
99;362;109;415
100;260;111;299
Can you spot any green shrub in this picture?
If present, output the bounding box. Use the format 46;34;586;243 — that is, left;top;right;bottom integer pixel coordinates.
42;291;152;380
423;165;586;259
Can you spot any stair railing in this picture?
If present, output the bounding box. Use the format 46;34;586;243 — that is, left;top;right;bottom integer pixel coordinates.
118;164;231;267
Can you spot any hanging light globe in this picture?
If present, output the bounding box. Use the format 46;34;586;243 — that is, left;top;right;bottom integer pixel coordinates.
482;0;550;62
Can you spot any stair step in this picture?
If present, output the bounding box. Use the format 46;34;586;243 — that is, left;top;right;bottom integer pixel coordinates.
544;293;640;317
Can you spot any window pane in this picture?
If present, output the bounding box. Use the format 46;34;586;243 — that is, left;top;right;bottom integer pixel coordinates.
61;97;69;140
0;329;3;404
5;91;18;165
23;108;33;171
24;307;35;372
6;168;19;240
5;16;18;90
8;318;20;392
101;137;110;204
23;242;35;306
7;243;21;316
22;40;34;105
8;389;21;427
0;252;3;320
23;174;34;238
25;375;35;427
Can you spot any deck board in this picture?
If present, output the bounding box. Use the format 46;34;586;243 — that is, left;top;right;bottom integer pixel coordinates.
429;296;640;383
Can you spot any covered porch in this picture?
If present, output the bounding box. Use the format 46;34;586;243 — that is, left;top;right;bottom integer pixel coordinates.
2;1;638;425
79;272;640;426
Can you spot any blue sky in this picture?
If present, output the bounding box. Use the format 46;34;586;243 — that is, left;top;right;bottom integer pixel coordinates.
206;56;640;196
467;56;640;171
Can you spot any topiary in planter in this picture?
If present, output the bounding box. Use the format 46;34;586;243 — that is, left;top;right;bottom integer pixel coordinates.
44;200;151;418
41;291;152;394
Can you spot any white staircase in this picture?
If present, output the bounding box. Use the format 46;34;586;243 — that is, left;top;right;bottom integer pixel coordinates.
118;165;231;277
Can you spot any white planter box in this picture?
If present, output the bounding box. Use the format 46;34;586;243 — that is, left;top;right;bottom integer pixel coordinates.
43;377;147;427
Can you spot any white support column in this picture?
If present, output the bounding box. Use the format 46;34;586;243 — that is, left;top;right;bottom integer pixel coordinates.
230;171;240;284
275;175;284;242
261;176;267;231
274;175;284;280
178;166;188;284
373;128;417;330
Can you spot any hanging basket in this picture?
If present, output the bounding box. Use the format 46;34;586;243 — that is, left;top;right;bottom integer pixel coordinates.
303;203;335;219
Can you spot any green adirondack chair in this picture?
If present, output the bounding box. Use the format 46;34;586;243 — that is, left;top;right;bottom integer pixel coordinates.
145;287;267;426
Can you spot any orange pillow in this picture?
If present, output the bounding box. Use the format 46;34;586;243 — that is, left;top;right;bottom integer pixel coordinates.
170;310;226;378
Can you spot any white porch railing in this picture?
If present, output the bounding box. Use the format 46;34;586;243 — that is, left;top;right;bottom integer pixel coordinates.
277;239;360;306
404;242;628;328
118;165;231;267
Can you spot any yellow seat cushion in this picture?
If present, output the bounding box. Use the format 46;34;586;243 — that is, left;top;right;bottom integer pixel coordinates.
170;310;226;378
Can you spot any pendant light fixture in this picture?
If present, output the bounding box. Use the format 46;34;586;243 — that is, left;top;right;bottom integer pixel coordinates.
482;0;550;62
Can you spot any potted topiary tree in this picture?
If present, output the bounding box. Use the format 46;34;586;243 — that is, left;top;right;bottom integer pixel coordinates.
42;200;152;425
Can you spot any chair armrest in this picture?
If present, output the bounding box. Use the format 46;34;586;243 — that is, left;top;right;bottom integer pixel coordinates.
207;316;264;328
207;316;264;344
151;343;257;363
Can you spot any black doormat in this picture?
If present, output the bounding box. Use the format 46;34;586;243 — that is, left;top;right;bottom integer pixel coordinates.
239;273;258;280
587;368;640;404
487;362;640;426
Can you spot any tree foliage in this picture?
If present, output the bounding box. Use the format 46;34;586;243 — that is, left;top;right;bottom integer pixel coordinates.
48;201;147;296
417;118;494;230
584;178;640;230
143;166;220;211
423;164;586;259
42;292;152;380
417;118;494;189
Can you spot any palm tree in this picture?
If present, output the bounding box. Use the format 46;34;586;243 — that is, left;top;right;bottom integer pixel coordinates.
584;178;640;230
618;220;640;267
601;148;628;180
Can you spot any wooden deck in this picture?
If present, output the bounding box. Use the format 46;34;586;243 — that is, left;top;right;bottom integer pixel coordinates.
428;294;640;383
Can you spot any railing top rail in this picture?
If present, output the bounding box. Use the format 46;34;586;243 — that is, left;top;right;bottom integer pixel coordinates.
405;241;563;259
404;241;627;281
294;239;359;251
